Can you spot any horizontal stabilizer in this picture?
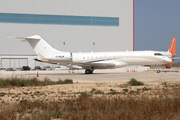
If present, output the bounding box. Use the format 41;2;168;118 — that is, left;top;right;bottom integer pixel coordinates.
7;36;40;40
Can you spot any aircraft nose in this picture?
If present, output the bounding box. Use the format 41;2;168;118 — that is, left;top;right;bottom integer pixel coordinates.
164;57;172;63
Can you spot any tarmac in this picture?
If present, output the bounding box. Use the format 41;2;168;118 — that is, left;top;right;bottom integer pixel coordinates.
0;68;179;84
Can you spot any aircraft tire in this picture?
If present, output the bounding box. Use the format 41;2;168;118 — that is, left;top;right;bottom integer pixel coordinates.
85;69;93;74
90;70;94;74
85;69;90;74
157;70;160;73
166;66;171;69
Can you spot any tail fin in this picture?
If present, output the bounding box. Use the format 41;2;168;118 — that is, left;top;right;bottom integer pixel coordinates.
20;35;62;57
168;37;176;58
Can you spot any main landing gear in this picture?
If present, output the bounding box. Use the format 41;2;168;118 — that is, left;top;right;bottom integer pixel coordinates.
85;69;94;74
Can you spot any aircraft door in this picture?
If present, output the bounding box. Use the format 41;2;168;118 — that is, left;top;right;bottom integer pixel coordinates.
70;52;73;61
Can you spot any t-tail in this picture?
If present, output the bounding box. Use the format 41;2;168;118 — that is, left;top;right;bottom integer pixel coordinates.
165;37;176;68
17;35;63;58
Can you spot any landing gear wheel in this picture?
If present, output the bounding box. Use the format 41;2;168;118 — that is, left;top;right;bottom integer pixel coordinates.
85;69;90;74
157;70;160;73
90;70;94;74
85;69;94;74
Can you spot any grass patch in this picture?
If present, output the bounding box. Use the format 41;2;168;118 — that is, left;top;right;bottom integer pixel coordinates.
142;87;151;92
107;89;120;95
123;89;129;92
77;92;92;99
128;78;144;86
0;77;73;87
90;88;96;93
94;90;104;94
57;79;73;84
129;90;137;94
0;92;6;96
2;85;180;120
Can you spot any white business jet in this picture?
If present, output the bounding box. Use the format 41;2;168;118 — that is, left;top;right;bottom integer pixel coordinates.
15;35;174;74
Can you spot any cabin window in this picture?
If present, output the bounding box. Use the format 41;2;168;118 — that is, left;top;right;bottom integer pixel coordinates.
154;53;163;56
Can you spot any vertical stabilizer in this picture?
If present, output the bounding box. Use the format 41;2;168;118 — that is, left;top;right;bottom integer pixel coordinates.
168;37;176;57
165;37;176;68
24;35;62;57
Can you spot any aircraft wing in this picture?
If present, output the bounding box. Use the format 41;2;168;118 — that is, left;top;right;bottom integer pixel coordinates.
72;60;127;69
72;62;115;69
174;54;180;57
34;58;115;69
172;57;180;60
34;56;127;70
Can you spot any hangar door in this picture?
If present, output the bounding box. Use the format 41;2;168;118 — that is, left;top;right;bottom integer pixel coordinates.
1;58;28;68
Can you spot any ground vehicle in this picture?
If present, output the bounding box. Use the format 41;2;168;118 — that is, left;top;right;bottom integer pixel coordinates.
42;66;52;70
6;68;15;71
22;66;30;71
54;66;61;71
16;68;22;71
34;66;41;70
0;68;6;71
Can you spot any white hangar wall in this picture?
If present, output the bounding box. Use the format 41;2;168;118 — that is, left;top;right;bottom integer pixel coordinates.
0;0;133;68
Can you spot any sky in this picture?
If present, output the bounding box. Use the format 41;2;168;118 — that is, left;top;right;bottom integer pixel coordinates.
134;0;180;63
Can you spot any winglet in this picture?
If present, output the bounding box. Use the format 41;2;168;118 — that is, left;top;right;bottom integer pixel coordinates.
168;37;176;58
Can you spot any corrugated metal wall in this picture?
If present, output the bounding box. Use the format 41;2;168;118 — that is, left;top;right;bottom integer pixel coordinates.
0;0;133;54
1;58;27;68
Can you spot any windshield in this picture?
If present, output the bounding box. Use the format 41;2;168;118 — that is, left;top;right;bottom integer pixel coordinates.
154;53;163;56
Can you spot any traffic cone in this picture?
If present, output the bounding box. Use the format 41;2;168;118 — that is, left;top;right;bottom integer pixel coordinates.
37;72;39;77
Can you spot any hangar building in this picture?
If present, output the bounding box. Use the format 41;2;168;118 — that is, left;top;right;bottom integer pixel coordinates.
0;0;134;69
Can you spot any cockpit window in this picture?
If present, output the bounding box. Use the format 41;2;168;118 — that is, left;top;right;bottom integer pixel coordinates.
154;53;163;56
